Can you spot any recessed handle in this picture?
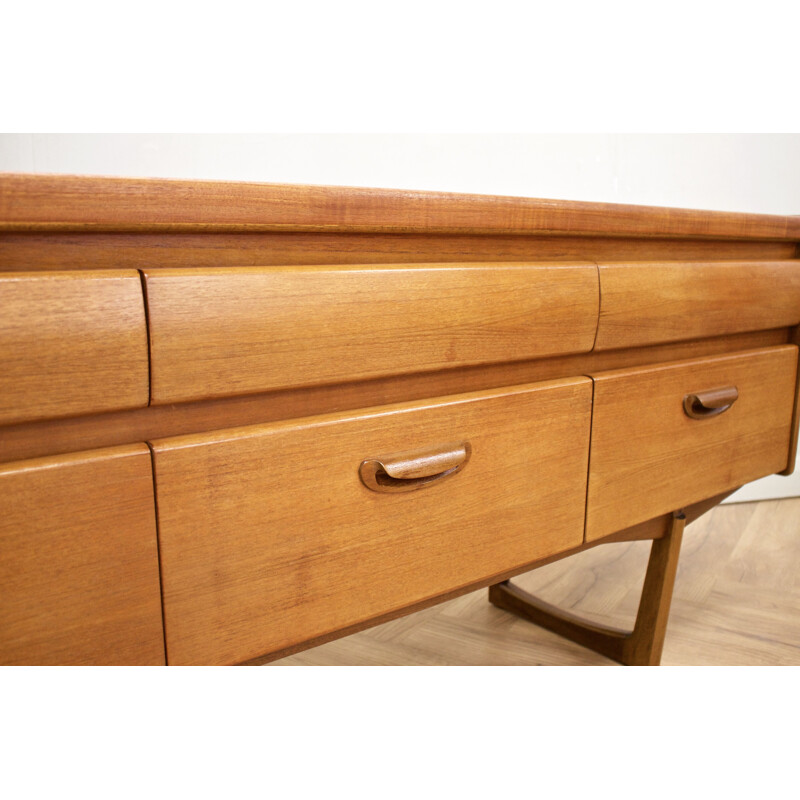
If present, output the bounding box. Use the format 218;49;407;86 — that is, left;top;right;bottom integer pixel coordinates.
683;386;739;419
359;441;471;493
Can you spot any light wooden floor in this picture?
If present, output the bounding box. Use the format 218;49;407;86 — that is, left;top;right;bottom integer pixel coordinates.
271;498;800;666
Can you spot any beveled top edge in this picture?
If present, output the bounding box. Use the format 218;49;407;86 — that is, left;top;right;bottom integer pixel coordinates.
1;172;799;241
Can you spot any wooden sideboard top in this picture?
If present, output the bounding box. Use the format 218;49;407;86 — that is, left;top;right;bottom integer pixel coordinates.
1;172;800;241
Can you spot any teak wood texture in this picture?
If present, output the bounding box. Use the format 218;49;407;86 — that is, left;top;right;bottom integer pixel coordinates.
151;380;592;665
144;263;599;404
490;510;687;666
785;325;800;477
595;261;800;350
0;445;164;665
0;232;795;273
0;328;790;466
3;173;800;240
586;346;798;541
1;173;799;666
0;270;149;424
271;496;800;666
252;490;735;664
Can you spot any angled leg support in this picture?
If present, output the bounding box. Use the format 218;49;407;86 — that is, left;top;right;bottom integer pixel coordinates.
489;511;686;666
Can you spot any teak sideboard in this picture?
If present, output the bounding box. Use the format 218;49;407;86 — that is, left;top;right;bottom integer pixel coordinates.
1;174;799;666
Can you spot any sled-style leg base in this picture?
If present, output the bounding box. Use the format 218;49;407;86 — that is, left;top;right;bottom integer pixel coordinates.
488;510;687;665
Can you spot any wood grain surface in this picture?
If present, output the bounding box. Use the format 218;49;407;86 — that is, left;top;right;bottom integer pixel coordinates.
0;444;164;665
488;509;687;666
0;270;149;424
145;263;599;404
151;379;592;665
2;173;799;240
781;325;800;475
1;174;798;668
0;328;789;465
270;497;800;666
595;261;800;350
250;492;734;664
1;232;795;271
586;346;798;541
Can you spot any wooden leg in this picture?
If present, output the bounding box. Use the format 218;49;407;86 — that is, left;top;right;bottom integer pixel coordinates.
488;511;686;665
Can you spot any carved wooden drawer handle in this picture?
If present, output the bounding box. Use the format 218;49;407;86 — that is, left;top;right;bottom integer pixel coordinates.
683;386;739;419
359;441;471;493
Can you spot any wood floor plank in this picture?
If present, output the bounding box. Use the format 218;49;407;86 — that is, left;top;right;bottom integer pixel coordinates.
725;500;800;591
663;590;800;666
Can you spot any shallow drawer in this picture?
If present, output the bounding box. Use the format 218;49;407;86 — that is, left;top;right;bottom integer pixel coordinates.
0;270;149;424
152;378;593;665
586;346;798;541
595;261;800;350
144;263;599;404
0;445;165;665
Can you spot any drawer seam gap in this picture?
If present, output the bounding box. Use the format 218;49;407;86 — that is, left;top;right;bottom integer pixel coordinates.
137;269;154;407
145;440;169;665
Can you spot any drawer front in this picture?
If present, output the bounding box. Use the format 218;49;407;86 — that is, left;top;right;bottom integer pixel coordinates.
595;261;800;350
0;445;165;665
152;378;593;665
586;346;798;541
144;263;599;404
0;270;149;424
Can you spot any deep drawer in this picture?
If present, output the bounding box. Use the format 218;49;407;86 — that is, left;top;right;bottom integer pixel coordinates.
586;346;798;541
0;445;164;665
151;378;593;665
144;263;599;404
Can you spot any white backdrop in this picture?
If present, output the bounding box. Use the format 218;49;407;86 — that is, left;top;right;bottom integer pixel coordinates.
1;133;798;500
